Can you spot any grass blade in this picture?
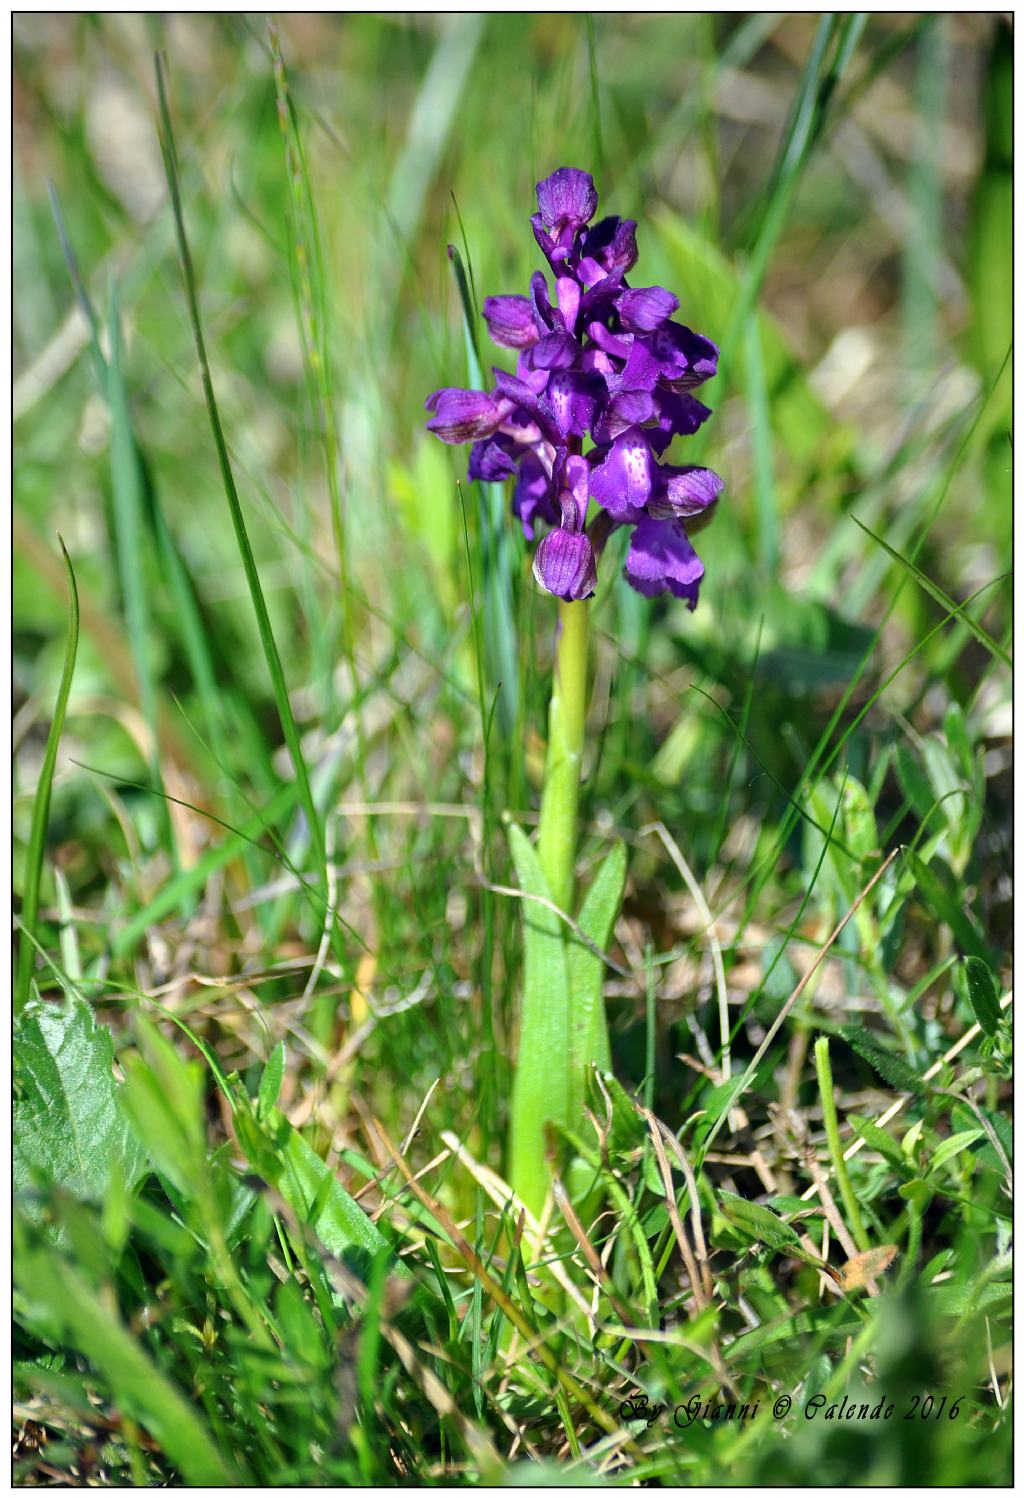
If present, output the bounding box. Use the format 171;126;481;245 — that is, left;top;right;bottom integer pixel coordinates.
852;516;1010;669
153;53;328;887
14;1216;236;1483
106;283;173;855
47;185;256;795
16;538;78;1014
268;24;361;741
584;14;606;187
448;242;519;735
719;15;865;391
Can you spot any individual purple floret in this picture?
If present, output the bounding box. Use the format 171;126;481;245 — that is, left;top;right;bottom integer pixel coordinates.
425;167;722;606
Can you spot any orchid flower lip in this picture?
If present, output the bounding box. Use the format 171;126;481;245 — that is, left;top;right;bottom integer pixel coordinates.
425;166;722;602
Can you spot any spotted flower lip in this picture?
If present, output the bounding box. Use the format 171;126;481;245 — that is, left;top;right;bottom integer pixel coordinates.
426;166;722;605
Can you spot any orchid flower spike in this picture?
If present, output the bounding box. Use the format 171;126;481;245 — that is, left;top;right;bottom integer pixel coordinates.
426;167;722;607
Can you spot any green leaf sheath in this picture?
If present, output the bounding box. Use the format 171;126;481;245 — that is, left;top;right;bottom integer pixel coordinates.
507;823;571;1219
567;841;627;1119
537;599;590;916
510;602;629;1216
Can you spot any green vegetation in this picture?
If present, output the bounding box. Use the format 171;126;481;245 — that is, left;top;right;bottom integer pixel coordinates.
13;14;1011;1485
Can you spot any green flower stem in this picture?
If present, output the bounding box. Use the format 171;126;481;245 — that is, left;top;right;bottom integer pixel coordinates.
509;598;591;1223
537;599;590;915
814;1036;871;1253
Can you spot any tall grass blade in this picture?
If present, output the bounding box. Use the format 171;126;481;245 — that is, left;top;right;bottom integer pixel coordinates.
47;185;250;795
852;516;1010;669
744;312;779;576
584;15;606;187
385;14;485;253
153;54;328;887
268;24;359;730
106;284;173;855
720;15;866;389
448;243;519;734
904;16;948;380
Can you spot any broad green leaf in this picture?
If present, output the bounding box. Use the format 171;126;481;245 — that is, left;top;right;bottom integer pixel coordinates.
278;1120;394;1264
848;1113;906;1168
119;1022;207;1199
507;822;570;1218
841;775;878;862
960;955;1002;1036
920;1248;954;1285
693;1073;752;1159
969;1106;1012;1174
14;997;143;1222
233;1100;439;1322
14;1215;234;1483
943;701;978;785
808;780;856;909
904;849;989;959
274;1275;331;1370
257;1041;287;1119
921;735;963;816
567;841;627;1118
928;1277;1011;1320
929;1128;985;1174
716;1189;804;1255
840;1024;926;1095
726;1306;860;1361
897;1178;933;1212
895;744;943;828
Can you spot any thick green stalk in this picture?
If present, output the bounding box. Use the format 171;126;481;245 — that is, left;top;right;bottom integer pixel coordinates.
537;599;590;914
509;598;591;1220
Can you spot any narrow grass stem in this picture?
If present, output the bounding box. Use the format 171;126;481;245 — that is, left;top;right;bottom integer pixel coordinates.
154;55;328;890
537;599;590;915
814;1035;871;1252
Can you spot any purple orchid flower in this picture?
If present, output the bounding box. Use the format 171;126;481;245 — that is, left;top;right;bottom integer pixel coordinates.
425;167;722;605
